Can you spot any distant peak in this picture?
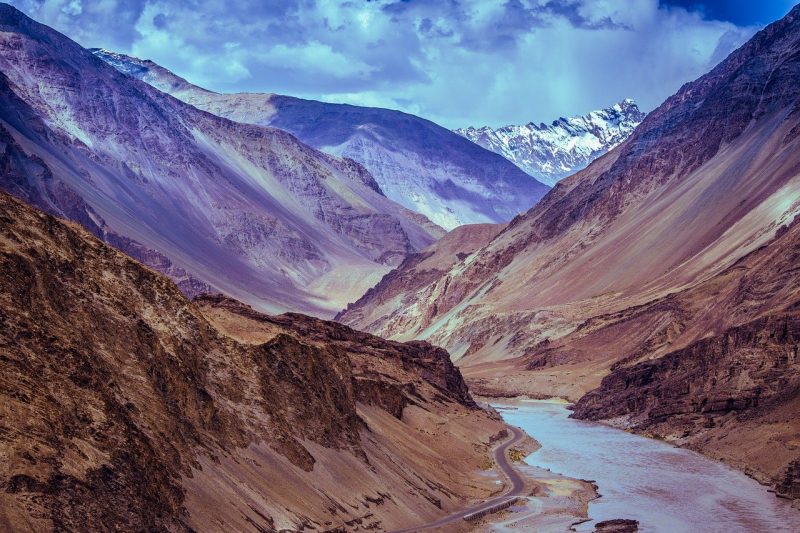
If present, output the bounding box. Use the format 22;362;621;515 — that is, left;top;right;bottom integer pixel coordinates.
455;99;645;186
611;98;643;117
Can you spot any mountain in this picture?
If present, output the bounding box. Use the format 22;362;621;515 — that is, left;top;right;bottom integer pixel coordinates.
91;48;550;230
455;99;645;186
336;222;505;333
0;189;511;531
571;214;800;498
339;4;800;494
0;4;444;317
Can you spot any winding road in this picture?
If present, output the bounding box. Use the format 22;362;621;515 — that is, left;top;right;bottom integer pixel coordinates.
391;425;527;532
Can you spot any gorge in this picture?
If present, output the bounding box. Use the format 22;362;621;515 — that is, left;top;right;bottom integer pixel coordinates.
1;1;799;531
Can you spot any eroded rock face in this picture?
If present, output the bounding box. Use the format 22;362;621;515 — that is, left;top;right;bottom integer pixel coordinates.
0;191;503;532
777;461;800;501
197;294;478;412
572;313;800;421
0;4;443;317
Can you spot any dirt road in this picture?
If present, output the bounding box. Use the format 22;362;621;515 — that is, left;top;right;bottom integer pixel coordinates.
391;425;527;532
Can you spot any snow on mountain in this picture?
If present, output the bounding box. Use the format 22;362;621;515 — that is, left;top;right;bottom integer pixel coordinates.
455;100;645;186
91;49;549;230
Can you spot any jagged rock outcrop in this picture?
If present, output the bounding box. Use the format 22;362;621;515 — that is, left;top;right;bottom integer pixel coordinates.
777;461;800;501
0;191;507;532
456;99;645;186
594;519;639;533
0;4;443;317
572;314;800;423
91;48;549;230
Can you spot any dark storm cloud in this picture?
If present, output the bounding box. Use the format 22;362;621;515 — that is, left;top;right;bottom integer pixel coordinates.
8;0;764;128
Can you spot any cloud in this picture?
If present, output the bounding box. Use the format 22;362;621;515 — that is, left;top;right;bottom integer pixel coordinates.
9;0;761;128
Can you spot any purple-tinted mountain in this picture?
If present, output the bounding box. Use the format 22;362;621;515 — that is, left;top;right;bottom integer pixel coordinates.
0;4;444;316
92;48;550;230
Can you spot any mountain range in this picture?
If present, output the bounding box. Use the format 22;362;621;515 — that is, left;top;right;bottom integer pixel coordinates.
0;8;569;527
0;4;447;317
91;48;549;230
455;99;645;186
339;3;800;496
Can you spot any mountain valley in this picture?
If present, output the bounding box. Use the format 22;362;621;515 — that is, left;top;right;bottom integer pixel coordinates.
339;3;800;499
0;4;443;317
2;0;800;530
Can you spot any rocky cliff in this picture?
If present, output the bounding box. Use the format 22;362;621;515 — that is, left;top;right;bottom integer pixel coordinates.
0;4;443;317
0;190;508;531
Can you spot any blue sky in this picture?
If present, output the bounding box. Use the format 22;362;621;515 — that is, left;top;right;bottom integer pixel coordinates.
9;1;797;128
660;1;795;26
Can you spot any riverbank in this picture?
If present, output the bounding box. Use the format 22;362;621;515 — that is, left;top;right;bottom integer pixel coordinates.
394;404;597;532
492;399;800;532
457;400;599;532
469;463;598;532
468;354;800;511
464;424;599;533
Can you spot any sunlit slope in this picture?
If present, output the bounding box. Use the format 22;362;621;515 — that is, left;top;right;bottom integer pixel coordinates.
0;4;442;316
92;48;550;230
340;4;800;375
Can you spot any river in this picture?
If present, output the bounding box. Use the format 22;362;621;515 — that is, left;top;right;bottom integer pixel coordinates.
495;399;800;532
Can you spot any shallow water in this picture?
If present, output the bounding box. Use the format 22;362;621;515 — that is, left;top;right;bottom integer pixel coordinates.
495;399;800;533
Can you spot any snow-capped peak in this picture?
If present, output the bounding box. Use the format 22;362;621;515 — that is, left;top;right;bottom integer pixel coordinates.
455;100;645;186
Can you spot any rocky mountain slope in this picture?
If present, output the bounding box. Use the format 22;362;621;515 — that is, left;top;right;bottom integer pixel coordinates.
0;190;509;532
91;48;549;230
336;222;504;333
455;99;645;186
339;4;800;495
570;214;800;497
0;4;443;317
